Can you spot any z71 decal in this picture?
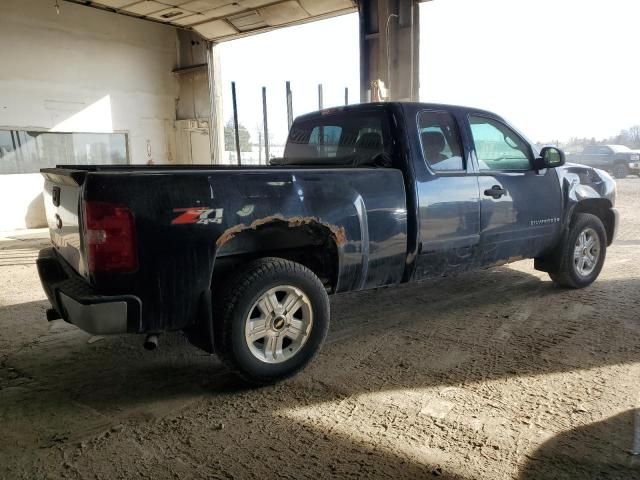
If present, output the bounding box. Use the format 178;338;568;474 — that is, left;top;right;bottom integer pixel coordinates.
172;208;223;225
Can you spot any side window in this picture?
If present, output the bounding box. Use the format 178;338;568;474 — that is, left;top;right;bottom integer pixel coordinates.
469;115;532;171
597;146;611;155
418;111;464;171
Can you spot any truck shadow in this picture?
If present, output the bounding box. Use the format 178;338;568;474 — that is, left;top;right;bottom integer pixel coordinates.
1;266;639;478
518;409;640;480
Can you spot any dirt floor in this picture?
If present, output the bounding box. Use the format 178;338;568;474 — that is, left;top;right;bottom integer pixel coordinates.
1;180;639;480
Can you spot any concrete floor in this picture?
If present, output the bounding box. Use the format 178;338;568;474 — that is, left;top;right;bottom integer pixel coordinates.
1;181;639;479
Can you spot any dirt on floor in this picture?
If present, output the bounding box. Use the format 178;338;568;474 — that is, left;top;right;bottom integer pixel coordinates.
1;181;639;480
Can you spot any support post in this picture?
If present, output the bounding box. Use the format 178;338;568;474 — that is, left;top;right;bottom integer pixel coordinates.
358;0;420;102
231;81;241;166
206;42;224;164
345;87;349;105
318;83;323;110
262;86;270;163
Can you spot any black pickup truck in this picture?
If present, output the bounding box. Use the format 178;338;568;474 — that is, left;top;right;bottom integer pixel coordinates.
567;144;640;178
37;102;618;384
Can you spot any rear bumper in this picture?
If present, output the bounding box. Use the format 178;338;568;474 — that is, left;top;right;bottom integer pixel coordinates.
37;248;141;335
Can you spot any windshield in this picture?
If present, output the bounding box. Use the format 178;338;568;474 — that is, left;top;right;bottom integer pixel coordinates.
280;111;391;167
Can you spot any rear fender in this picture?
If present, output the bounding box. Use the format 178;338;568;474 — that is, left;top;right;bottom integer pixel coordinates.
214;216;344;292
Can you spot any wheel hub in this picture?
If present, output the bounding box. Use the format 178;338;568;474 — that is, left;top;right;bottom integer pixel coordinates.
573;227;600;277
272;315;286;331
244;285;313;364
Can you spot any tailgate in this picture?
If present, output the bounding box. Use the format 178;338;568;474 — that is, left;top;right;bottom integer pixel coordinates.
42;169;87;278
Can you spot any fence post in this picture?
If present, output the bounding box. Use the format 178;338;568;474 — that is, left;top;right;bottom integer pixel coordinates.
262;86;270;163
231;81;241;166
286;81;293;130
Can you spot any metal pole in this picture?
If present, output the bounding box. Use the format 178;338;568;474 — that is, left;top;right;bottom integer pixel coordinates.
345;87;349;106
262;86;270;163
231;81;241;166
318;84;324;155
286;81;293;130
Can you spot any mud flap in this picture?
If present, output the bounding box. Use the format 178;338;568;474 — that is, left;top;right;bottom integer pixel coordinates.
534;226;570;274
184;290;215;354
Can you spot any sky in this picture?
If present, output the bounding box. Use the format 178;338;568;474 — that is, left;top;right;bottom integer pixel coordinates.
218;0;640;147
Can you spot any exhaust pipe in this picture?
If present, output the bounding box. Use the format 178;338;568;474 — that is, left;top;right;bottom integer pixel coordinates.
144;334;159;351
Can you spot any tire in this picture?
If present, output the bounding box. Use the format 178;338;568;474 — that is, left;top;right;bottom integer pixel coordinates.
612;163;629;179
549;213;607;288
214;257;330;385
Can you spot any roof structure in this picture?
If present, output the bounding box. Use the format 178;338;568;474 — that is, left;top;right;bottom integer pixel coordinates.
68;0;358;41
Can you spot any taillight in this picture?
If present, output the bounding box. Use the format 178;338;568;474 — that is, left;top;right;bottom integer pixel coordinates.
83;201;137;273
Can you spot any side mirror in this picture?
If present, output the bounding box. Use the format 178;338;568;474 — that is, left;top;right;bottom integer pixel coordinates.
535;147;565;169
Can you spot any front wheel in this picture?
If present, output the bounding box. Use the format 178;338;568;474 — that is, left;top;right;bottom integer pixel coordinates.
215;258;330;385
549;213;607;288
612;163;629;179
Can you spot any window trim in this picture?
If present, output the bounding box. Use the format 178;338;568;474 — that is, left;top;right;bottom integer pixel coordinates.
467;113;534;173
416;109;467;175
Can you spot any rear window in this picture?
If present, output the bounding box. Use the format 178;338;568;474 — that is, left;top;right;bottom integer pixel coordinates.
281;111;392;167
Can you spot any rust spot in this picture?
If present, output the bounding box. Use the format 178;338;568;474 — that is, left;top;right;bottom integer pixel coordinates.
484;255;525;269
215;214;346;248
286;215;347;247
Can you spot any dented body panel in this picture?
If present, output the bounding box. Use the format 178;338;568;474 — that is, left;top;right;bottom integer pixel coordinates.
38;102;618;338
206;168;408;293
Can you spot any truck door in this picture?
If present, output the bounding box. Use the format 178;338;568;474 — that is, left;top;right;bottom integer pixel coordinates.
580;145;611;168
412;109;481;279
467;114;563;265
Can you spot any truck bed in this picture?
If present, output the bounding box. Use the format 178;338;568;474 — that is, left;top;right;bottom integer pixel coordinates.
41;164;409;332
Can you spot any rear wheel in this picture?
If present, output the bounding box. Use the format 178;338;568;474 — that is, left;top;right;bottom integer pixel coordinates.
549;213;607;288
612;163;629;179
215;258;329;385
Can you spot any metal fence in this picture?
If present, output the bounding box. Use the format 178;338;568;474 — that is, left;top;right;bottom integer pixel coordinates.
227;81;352;166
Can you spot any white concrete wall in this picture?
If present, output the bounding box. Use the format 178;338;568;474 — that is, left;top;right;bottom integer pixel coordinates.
0;0;179;230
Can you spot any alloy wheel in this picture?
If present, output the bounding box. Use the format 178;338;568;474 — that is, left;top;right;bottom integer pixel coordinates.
244;285;313;364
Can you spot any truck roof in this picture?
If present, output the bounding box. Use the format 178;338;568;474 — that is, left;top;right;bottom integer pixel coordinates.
294;101;503;123
585;144;632;152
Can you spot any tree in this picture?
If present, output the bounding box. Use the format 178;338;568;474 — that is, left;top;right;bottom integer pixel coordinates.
626;126;640;148
224;119;252;152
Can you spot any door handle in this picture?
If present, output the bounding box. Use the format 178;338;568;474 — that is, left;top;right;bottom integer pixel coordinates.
484;185;506;199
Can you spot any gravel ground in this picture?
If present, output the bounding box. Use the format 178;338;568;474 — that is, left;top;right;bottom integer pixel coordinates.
1;180;639;480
